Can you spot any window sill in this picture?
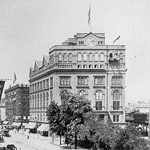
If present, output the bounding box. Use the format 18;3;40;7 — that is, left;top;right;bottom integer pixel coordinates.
76;85;89;88
93;85;106;88
110;85;123;88
59;85;72;88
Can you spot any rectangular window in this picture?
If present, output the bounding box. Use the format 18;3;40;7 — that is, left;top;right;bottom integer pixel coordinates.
40;82;42;90
50;77;53;87
79;41;84;44
94;76;105;85
46;79;49;88
99;114;104;121
95;101;102;110
43;80;45;89
113;115;119;122
60;77;70;85
112;76;122;85
37;83;39;91
113;101;120;110
77;76;88;85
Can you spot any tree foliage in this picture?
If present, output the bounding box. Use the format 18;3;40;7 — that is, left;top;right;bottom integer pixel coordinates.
46;92;148;150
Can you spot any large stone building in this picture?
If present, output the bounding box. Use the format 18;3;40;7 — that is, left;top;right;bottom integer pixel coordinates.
5;84;29;124
29;32;126;125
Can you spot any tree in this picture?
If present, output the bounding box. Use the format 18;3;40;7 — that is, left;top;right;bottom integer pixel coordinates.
115;123;148;150
78;113;148;150
59;91;93;149
46;101;60;133
46;101;65;144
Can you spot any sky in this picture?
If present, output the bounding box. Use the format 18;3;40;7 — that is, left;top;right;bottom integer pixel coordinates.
0;0;150;104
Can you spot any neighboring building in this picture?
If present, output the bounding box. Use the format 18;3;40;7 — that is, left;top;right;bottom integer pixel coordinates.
29;32;126;125
4;84;29;124
0;98;6;122
127;101;150;113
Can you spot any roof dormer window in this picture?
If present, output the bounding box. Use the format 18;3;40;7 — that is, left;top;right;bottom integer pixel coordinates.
79;41;84;45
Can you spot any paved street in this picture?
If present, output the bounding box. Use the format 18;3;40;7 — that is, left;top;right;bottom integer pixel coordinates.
0;129;63;150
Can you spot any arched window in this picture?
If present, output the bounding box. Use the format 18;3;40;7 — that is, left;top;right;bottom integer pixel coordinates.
58;53;62;62
83;53;87;61
113;90;120;110
63;53;67;62
79;89;87;98
61;89;69;102
68;53;73;62
113;90;120;100
94;53;99;61
77;53;82;62
100;53;104;62
95;90;103;110
89;53;93;62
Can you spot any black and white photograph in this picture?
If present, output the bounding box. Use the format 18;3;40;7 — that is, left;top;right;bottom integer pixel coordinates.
0;0;150;149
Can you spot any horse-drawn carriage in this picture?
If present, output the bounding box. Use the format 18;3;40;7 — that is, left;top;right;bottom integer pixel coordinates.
2;129;10;137
0;144;17;150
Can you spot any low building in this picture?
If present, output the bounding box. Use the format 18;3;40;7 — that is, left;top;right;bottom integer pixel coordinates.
0;98;6;122
4;84;29;125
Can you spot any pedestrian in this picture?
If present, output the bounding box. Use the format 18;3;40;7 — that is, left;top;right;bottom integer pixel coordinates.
27;130;30;139
14;128;16;134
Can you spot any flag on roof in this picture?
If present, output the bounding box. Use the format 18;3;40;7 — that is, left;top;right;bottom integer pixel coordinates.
113;36;120;44
13;73;17;84
88;5;91;25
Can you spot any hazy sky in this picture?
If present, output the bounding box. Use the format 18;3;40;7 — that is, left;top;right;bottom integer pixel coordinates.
0;0;150;104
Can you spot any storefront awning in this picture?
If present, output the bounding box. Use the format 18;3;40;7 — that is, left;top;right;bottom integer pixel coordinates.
3;121;9;125
22;123;27;126
12;122;17;126
25;122;37;129
11;122;21;127
15;122;21;127
37;124;49;132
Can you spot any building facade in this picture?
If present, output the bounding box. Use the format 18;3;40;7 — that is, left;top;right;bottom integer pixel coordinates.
29;32;126;125
0;98;6;122
4;84;29;124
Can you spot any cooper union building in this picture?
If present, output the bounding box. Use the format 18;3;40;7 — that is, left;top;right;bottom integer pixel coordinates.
29;32;126;126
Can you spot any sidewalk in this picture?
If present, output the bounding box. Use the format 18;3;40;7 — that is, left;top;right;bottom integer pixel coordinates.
12;129;70;148
10;129;88;150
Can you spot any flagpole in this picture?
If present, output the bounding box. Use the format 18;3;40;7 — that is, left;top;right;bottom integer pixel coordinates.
88;1;92;33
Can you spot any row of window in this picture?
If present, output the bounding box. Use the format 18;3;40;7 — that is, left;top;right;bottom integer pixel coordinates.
77;64;105;69
30;112;47;122
30;78;53;93
62;89;121;111
58;52;105;63
60;76;122;86
78;40;103;45
30;91;53;110
30;76;123;93
55;52;124;63
30;89;121;111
